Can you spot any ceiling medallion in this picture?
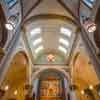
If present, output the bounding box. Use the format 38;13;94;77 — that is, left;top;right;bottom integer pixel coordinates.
47;54;55;62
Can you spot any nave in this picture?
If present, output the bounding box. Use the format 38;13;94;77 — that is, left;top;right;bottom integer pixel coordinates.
0;0;100;100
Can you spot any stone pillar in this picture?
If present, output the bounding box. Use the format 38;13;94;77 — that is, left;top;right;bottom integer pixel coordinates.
64;78;69;100
70;90;77;100
33;79;39;100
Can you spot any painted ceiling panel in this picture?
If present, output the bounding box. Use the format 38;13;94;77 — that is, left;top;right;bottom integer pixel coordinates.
25;19;77;63
59;0;80;18
21;0;39;18
24;0;74;21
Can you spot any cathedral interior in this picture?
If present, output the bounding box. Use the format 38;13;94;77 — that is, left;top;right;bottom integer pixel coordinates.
0;0;100;100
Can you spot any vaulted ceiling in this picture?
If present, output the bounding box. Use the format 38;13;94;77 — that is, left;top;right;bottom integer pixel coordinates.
0;0;99;100
22;0;80;64
21;0;97;64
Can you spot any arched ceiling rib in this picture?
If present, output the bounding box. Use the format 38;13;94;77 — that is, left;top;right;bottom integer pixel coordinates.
57;0;80;18
20;0;41;19
1;51;29;100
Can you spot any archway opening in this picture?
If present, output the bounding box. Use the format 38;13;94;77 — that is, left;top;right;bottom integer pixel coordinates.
32;68;70;100
0;51;29;100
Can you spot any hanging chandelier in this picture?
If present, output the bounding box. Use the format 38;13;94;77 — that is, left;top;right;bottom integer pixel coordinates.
83;17;96;33
5;15;18;31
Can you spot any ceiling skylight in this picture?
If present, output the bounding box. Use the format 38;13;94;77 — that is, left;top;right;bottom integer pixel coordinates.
33;38;42;46
35;46;44;54
59;38;69;47
30;27;41;36
60;27;72;37
58;46;67;54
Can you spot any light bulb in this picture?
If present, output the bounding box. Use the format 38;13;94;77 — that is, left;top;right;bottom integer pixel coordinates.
14;90;18;95
4;85;9;91
81;90;84;95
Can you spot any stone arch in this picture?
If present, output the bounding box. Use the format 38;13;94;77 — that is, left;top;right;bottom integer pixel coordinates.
32;67;70;83
23;14;78;26
14;50;29;65
1;50;29;84
32;67;71;100
0;50;29;100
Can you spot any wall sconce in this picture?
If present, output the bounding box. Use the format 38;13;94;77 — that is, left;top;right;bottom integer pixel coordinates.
4;85;9;91
89;85;94;90
83;17;96;33
5;15;18;31
14;90;18;96
81;90;85;95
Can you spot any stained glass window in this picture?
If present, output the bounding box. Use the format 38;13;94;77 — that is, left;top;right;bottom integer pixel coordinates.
83;0;96;8
5;0;17;9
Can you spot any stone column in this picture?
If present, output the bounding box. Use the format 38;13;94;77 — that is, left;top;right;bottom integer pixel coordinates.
70;90;77;100
64;78;69;100
34;79;39;100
